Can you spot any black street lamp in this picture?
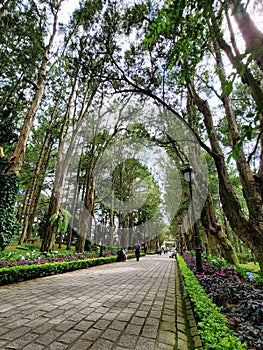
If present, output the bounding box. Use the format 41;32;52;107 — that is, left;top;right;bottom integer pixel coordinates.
182;166;204;273
178;222;183;255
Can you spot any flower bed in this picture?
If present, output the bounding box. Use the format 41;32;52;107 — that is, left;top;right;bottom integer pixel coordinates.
0;250;138;285
0;251;110;268
182;253;263;350
0;256;120;285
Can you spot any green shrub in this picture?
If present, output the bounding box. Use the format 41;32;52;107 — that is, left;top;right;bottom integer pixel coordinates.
0;253;139;285
177;255;247;350
0;256;118;285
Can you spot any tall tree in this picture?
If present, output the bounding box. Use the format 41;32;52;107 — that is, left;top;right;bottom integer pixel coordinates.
18;107;59;244
40;0;110;251
112;157;161;247
5;0;64;174
0;0;64;250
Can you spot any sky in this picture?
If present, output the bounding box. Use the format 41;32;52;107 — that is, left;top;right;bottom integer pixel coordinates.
58;0;77;23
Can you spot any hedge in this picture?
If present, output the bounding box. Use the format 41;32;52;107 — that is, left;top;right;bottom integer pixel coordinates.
0;255;126;285
177;255;246;350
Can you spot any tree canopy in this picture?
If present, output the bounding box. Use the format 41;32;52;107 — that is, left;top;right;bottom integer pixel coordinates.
0;0;262;269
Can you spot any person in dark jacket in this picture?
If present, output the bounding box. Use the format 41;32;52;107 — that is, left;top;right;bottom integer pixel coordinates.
134;241;141;261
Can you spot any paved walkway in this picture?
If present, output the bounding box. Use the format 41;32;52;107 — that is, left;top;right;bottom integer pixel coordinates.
0;255;202;350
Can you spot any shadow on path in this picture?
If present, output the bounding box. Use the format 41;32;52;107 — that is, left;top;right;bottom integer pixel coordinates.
0;255;202;349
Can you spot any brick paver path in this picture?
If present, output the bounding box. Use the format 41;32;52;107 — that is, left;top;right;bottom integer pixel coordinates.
0;255;197;349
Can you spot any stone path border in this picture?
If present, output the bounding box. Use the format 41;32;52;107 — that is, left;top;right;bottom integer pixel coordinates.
0;254;202;349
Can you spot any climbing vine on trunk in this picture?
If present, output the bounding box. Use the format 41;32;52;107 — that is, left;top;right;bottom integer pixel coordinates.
0;157;19;252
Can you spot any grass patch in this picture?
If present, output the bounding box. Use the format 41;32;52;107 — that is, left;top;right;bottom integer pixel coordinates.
238;262;260;272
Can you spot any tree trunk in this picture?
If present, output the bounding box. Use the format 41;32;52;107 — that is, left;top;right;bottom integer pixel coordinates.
6;92;43;175
213;36;263;228
1;1;61;250
109;177;115;249
4;3;61;175
16;188;29;229
66;148;83;250
19;128;53;244
213;17;263;182
40;194;59;252
201;193;239;265
41;76;99;252
75;178;96;253
188;82;263;270
26;135;53;241
229;0;263;71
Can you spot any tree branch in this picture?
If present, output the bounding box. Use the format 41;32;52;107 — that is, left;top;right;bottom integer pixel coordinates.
108;53;214;157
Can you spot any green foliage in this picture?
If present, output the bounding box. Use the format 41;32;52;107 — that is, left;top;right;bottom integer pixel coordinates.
177;255;247;349
0;256;117;285
235;265;263;285
238;262;260;272
0;254;138;285
122;2;150;34
50;208;72;235
216;69;237;98
202;253;228;268
143;0;214;82
0;115;18;145
0;158;19;252
0;1;46;153
226;114;259;162
72;0;103;28
112;158;161;223
127;123;152;140
236;250;255;264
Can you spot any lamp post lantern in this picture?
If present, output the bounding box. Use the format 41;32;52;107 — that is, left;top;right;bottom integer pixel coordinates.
182;166;204;273
178;222;183;255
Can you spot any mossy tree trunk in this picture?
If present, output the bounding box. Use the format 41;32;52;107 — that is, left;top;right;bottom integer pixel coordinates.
188;82;263;270
201;194;239;265
0;157;19;251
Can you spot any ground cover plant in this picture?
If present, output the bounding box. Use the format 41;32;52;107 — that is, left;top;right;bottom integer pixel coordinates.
183;253;263;350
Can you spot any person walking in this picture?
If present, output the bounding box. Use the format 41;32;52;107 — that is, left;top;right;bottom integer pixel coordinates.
134;241;141;261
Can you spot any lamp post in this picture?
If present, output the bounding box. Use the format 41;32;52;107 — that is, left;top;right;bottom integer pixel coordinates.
182;166;204;273
178;222;183;255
